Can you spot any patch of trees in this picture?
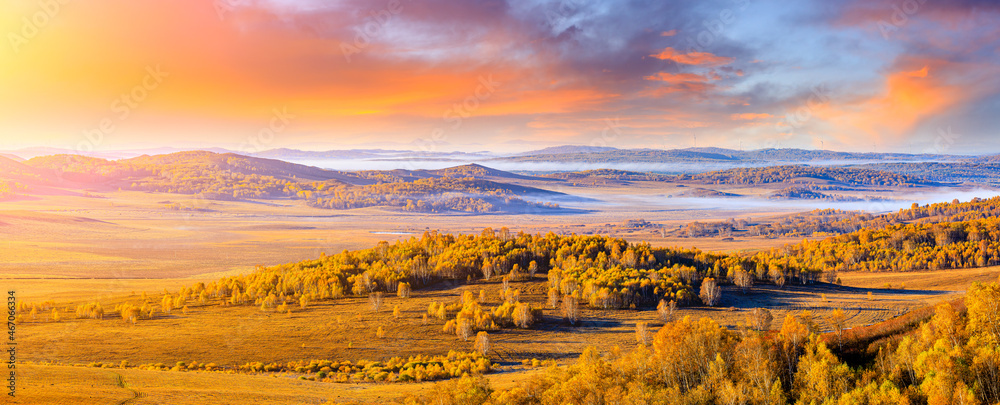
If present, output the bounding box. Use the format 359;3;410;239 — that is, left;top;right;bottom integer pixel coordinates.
306;177;558;213
407;280;1000;405
767;187;874;202
772;216;1000;272
82;351;491;384
178;229;793;318
237;351;490;383
543;169;669;183
676;196;1000;238
868;162;1000;184
0;180;25;199
687;165;925;187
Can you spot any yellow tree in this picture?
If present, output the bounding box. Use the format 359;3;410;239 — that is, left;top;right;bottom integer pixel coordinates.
793;335;852;405
474;331;490;357
830;308;847;349
512;303;535;329
747;308;773;332
397;282;411;298
547;288;560;309
778;313;809;387
966;281;1000;403
658;299;677;323
700;278;721;307
734;330;784;404
635;322;650;345
562;293;580;325
161;294;174;315
652;316;729;393
369;292;384;312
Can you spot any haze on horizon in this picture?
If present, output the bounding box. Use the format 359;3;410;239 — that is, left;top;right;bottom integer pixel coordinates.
1;0;999;155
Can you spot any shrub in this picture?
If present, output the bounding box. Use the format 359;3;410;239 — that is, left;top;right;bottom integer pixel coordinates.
370;292;384;312
747;307;773;331
636;322;650;345
397;282;411;298
657;299;676;323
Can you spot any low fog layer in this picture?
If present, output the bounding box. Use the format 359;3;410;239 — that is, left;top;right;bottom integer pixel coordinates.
559;188;1000;216
280;158;961;175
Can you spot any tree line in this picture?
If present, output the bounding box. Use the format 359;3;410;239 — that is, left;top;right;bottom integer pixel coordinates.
407;280;1000;404
677;197;1000;238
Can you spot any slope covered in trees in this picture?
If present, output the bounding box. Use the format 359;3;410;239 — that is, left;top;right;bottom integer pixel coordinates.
197;229;740;314
303;177;561;213
677;196;1000;238
16;153;566;212
538;165;935;190
685;165;929;187
410;280;1000;405
774;216;1000;273
494;147;962;165
868;162;1000;184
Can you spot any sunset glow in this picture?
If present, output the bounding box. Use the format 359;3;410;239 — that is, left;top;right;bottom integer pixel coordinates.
1;0;998;153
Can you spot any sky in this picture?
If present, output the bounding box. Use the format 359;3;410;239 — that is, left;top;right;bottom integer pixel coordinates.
0;0;998;154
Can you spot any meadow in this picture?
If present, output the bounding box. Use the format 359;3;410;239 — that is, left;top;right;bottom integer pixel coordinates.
3;156;1000;404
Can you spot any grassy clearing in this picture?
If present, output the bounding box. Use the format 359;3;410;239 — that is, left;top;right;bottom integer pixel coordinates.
12;274;945;369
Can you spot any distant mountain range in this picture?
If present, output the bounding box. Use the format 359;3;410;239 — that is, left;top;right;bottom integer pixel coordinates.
2;150;992;208
2;145;985;163
495;147;969;164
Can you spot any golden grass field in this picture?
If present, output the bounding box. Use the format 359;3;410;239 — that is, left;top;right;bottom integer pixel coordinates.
3;185;997;404
10;269;990;405
12;362;552;405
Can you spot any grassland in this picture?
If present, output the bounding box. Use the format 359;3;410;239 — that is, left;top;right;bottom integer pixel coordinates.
10;271;972;404
3;166;999;404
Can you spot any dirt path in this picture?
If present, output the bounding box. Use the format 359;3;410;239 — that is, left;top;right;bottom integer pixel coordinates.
112;372;146;405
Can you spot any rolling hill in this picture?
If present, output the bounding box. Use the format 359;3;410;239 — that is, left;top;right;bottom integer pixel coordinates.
7;152;575;213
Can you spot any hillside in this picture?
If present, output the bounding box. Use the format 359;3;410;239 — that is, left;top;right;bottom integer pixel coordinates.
428;163;546;181
495;148;740;164
515;145;618;155
493;147;967;165
684;165;932;188
11;153;574;213
679;196;1000;238
864;162;1000;184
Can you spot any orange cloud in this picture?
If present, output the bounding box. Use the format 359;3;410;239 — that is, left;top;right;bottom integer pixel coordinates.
810;62;965;145
660;30;677;37
643;72;709;84
650;47;733;66
731;113;773;120
904;66;929;78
